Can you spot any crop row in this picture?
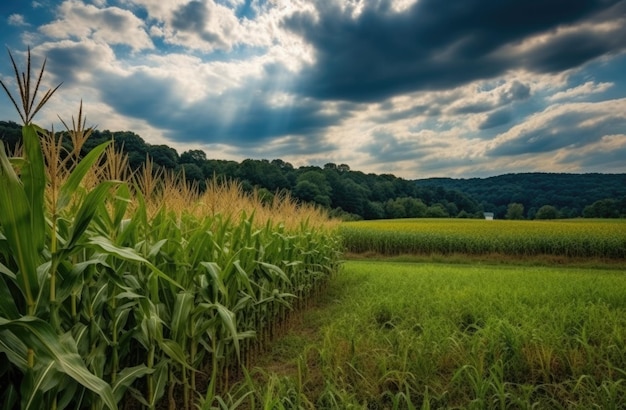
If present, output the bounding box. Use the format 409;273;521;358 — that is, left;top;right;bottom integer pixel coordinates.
341;218;626;258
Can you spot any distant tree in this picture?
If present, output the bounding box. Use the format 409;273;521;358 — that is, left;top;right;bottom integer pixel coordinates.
505;203;524;220
583;199;619;218
535;205;559;220
426;203;449;218
363;201;385;219
271;159;294;170
337;163;350;173
148;144;179;169
384;199;406;219
180;149;207;165
293;180;321;203
0;120;22;152
400;197;427;218
256;187;274;205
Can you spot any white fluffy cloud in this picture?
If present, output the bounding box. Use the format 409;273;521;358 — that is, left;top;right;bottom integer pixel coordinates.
40;0;153;51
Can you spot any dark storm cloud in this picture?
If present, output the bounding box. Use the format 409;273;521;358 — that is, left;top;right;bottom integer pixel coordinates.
499;81;531;104
34;42;103;86
480;109;513;130
227;135;339;159
561;143;626;169
358;131;449;163
172;1;222;43
96;67;347;147
284;0;626;102
172;1;207;32
488;107;626;156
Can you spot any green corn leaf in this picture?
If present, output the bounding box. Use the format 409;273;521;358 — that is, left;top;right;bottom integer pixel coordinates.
22;360;56;410
112;183;131;230
170;292;193;342
20;124;46;254
212;302;241;359
64;181;120;251
160;339;193;370
87;236;184;291
1;383;18;410
0;275;19;319
112;364;154;403
0;260;16;279
0;328;29;371
0;143;41;311
0;316;117;410
200;262;227;302
57;140;111;211
258;261;291;284
149;361;169;409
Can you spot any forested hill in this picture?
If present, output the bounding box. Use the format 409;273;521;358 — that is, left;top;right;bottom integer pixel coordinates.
415;173;626;219
2;120;624;219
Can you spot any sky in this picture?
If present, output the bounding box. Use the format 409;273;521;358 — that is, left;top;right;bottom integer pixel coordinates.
1;0;625;179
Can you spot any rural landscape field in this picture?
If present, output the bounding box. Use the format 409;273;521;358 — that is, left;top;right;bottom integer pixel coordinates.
1;52;626;409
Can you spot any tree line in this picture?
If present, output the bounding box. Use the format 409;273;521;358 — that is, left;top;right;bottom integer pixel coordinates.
2;120;624;220
416;174;626;219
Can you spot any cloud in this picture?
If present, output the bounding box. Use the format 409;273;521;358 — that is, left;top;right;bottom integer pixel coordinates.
8;14;29;26
479;109;513;130
95;62;348;146
39;0;153;51
284;0;626;102
560;134;626;170
32;40;116;86
547;81;613;101
487;99;626;156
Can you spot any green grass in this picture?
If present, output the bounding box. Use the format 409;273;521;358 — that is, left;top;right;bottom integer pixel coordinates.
240;261;626;409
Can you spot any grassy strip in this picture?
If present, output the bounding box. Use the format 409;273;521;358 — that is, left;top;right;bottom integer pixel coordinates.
344;251;626;270
238;261;626;409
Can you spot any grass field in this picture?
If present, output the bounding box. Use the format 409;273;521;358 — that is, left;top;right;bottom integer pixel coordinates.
243;261;626;409
341;218;626;259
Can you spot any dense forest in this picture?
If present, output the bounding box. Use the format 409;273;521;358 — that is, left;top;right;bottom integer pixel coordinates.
416;174;626;219
2;120;625;220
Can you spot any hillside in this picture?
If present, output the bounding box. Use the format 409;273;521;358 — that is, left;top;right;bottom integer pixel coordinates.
2;120;624;219
415;173;626;218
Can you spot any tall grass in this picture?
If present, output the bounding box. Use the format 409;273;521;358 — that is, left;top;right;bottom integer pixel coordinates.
240;261;626;409
0;49;342;409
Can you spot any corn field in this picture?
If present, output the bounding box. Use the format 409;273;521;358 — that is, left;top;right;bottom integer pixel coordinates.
0;51;342;409
341;218;626;258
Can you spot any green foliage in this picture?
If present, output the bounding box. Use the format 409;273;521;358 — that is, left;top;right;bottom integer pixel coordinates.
535;204;559;219
505;202;524;219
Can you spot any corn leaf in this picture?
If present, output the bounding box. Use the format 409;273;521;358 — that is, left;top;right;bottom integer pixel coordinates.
0;275;19;319
57;140;111;211
20;124;46;254
112;364;154;403
64;181;119;251
0;316;117;410
22;361;56;410
0;143;41;310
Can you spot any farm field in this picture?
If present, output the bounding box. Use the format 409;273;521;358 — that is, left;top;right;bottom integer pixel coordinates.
244;261;626;409
341;218;626;259
3;47;626;410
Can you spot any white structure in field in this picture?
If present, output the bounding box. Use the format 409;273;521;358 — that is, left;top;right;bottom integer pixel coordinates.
483;212;494;220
